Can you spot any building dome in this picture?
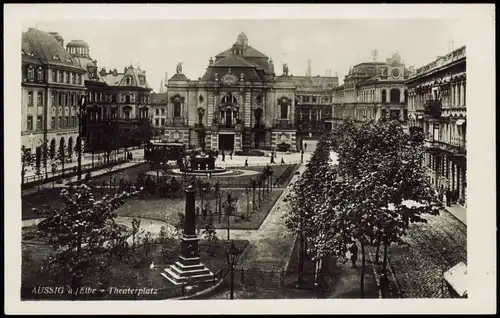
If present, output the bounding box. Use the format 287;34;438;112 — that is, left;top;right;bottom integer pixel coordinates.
67;40;89;47
66;40;90;58
236;32;248;47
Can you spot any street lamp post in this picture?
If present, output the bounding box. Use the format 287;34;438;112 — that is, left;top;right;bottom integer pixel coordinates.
225;240;241;300
76;96;87;181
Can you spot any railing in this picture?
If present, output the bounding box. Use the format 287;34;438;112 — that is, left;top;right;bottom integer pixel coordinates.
273;119;295;129
424;138;466;155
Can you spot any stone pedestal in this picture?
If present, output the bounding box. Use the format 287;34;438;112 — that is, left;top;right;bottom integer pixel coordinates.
161;185;214;285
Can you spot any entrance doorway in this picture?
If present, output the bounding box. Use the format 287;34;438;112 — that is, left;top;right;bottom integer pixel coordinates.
218;134;235;151
254;132;265;149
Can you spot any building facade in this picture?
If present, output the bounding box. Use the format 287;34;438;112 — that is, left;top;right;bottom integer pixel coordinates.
332;52;413;125
21;28;87;166
150;92;168;136
406;46;467;206
66;39;153;153
163;32;338;152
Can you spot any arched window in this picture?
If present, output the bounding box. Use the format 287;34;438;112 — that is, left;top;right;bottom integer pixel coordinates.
68;137;73;156
59;137;66;158
50;138;56;158
173;102;181;118
280;99;289;119
37;67;44;81
126;77;131;85
27;66;34;80
390;88;400;103
225;109;233;127
381;90;387;103
254;108;263;126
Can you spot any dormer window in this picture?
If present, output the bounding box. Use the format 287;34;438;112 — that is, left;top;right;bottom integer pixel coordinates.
22;49;26;55
28;51;35;57
37;67;43;81
52;55;60;60
27;66;34;81
66;58;73;63
139;76;145;85
126;77;132;85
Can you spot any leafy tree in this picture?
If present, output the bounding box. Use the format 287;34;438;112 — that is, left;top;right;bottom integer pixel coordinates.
202;223;218;256
37;184;141;297
327;119;442;297
21;146;34;186
131;218;145;252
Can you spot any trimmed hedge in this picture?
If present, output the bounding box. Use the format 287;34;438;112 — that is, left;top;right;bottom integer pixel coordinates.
234;150;265;157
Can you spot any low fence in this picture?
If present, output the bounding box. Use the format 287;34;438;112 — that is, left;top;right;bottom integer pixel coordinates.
22;159;129;190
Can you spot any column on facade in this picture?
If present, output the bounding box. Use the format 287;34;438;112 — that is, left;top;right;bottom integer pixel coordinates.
207;94;214;125
455;83;459;107
460;82;465;106
244;91;251;128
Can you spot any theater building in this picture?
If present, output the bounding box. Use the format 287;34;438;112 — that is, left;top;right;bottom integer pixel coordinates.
406;46;467;206
164;32;338;152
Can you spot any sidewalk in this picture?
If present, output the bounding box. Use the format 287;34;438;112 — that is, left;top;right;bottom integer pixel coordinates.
24;148;144;179
22;160;146;196
235;164;306;271
444;204;467;226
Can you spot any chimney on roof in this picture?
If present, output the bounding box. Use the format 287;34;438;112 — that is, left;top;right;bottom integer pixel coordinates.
49;32;65;48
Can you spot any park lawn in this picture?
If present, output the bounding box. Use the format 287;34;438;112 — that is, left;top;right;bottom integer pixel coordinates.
114;188;284;230
22;188;66;220
21;237;248;300
242;164;299;187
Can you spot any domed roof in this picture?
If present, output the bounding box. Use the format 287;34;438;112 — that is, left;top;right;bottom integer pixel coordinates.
67;40;89;47
237;32;248;40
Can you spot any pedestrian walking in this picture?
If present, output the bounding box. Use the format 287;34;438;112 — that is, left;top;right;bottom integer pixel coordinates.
304;142;308;151
349;242;358;268
270;153;275;164
245;158;248;167
281;157;285;165
222;150;225;162
230;151;233;160
445;189;451;207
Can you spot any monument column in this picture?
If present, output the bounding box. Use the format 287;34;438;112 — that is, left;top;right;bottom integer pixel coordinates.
161;185;215;285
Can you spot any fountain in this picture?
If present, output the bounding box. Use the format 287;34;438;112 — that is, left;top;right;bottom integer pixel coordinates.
174;151;231;176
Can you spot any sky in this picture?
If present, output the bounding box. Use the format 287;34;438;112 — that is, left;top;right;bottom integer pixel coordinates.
26;19;467;92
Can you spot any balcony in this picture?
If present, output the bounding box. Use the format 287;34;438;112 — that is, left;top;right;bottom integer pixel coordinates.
424;137;466;156
423;99;442;118
165;117;188;127
273;119;295;130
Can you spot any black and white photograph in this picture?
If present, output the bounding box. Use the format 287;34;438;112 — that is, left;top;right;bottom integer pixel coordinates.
4;3;496;315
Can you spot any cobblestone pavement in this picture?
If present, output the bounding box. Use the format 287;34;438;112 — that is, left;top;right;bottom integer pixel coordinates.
387;209;467;298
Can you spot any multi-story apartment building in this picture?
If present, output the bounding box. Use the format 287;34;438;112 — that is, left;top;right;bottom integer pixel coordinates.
150;92;168;136
406;46;467;206
21;28;87;166
332;52;414;125
162;32;338;152
65;39;153;152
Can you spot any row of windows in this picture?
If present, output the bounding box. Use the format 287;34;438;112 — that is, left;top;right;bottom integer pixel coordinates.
87;91;151;104
25;65;83;85
154;108;166;116
154;118;166;127
27;91;84;107
25;115;78;131
299;95;332;104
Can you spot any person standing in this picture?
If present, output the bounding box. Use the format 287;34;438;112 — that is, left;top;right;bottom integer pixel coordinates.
245;158;248;167
304;142;308;151
270;153;275;164
222;150;225;162
281;157;285;165
230;151;233;160
349;242;359;268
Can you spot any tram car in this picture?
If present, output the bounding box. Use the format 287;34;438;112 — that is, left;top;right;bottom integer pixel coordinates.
144;141;186;162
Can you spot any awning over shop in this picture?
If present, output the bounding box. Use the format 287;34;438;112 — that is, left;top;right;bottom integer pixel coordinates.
443;262;467;297
456;119;466;125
